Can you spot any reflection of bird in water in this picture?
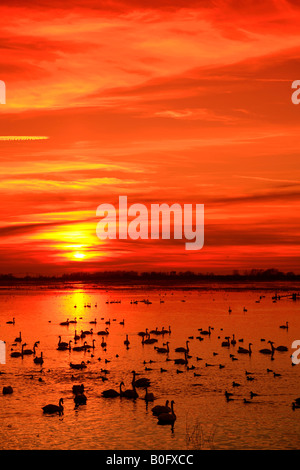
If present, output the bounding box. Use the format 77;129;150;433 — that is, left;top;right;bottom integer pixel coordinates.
42;398;64;415
124;335;130;346
74;392;87;406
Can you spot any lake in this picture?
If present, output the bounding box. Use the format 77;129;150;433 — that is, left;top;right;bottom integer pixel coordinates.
0;282;299;450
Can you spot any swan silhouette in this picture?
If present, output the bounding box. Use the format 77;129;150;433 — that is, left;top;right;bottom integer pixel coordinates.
151;400;170;416
42;398;64;415
157;400;176;425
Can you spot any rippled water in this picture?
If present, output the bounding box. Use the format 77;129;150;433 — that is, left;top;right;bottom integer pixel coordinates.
0;283;300;450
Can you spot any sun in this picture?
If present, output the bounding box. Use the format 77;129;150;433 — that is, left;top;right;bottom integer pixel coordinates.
73;252;86;260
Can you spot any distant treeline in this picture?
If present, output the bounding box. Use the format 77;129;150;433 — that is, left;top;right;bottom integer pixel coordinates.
0;268;299;285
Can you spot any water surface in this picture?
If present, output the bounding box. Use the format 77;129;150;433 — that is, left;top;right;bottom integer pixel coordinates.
0;283;299;450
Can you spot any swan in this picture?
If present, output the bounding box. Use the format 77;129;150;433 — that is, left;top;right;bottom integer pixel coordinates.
259;341;275;355
57;339;72;351
83;339;96;350
155;342;169;354
138;328;148;337
175;341;189;353
101;337;107;348
121;381;139;399
59;319;69;326
152;400;170;416
143;334;158;345
132;370;150;388
3;386;13;395
34;352;43;364
174;351;188;365
72;384;84;394
14;332;22;343
157;400;176;425
89;318;97;324
70;361;86;369
102;382;123;398
200;326;211;336
237;343;252;355
144;387;155;402
81;329;93;335
279;321;289;329
6;318;15;324
22;342;38;355
221;337;230;347
275;344;288;351
10;343;26;358
42;398;64;415
97;327;109;336
73;344;85;352
124;335;130;346
57;336;69;348
231;334;237;345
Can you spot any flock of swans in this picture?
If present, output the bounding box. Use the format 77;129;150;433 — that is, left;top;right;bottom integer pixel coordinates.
3;300;299;429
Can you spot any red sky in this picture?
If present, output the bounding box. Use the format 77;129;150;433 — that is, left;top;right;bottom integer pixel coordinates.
1;0;300;275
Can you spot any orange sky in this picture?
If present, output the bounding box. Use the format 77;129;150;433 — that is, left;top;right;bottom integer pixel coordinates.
1;0;300;275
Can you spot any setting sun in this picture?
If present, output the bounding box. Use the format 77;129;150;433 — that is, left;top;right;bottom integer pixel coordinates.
73;252;86;260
